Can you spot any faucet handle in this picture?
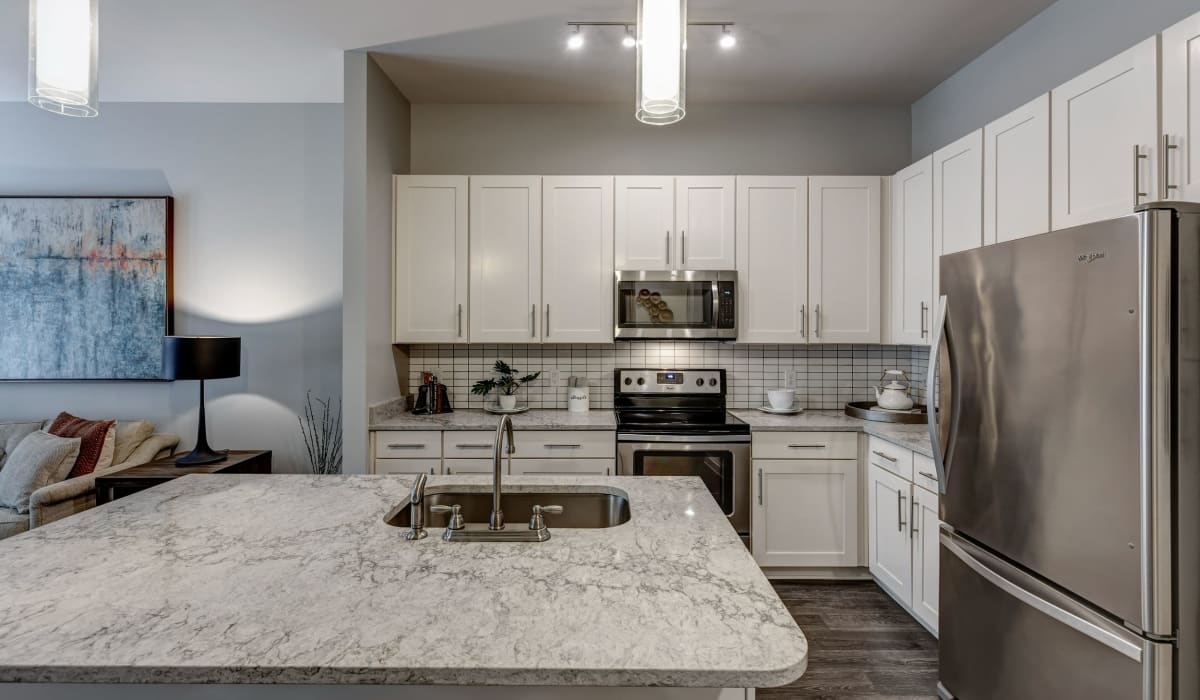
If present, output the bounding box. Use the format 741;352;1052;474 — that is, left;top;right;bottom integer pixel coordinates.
430;504;465;530
528;504;564;531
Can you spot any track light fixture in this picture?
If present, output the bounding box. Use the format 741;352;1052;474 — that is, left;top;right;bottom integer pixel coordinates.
566;24;584;50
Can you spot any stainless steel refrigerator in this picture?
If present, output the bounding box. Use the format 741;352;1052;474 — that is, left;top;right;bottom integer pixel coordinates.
930;202;1199;700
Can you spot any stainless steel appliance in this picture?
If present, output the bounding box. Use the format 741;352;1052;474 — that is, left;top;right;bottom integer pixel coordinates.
614;271;737;339
614;369;751;544
931;202;1200;700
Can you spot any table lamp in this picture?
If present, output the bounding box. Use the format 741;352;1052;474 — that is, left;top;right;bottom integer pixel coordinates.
163;336;241;466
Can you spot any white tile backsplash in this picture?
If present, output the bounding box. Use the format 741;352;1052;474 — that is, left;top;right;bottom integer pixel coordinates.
409;342;929;411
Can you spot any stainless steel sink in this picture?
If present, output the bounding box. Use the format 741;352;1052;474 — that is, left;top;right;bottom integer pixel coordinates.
385;490;631;531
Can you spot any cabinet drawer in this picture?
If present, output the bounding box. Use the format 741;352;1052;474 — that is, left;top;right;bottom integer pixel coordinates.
375;459;440;475
510;459;614;476
443;458;498;475
511;431;615;459
752;432;858;460
913;452;939;492
443;432;498;458
375;431;442;458
868;436;913;481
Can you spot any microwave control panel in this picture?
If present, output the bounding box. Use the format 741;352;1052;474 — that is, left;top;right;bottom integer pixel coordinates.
717;282;736;328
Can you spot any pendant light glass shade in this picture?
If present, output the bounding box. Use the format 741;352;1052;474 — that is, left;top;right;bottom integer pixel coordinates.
28;0;99;118
636;0;686;126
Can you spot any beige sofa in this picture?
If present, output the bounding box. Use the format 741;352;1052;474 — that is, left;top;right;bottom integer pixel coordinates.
0;422;179;540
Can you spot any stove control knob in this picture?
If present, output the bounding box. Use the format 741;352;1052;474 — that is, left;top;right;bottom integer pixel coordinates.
696;378;705;387
709;378;719;387
624;377;632;386
637;377;646;386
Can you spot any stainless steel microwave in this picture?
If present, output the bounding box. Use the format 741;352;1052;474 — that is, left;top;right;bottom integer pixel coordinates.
614;271;737;340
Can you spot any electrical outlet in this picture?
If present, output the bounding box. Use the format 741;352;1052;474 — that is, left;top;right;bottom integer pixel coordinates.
547;368;562;386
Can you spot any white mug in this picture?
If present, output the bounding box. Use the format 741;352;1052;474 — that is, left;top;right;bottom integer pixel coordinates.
767;388;795;410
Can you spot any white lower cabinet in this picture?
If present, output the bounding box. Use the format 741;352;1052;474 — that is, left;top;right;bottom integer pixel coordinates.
443;459;496;475
375;459;440;475
867;449;940;637
752;459;859;568
510;459;613;476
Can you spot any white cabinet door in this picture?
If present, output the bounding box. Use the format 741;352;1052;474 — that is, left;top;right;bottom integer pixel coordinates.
393;176;468;343
752;460;859;568
443;459;498;475
615;176;674;271
510;459;613;476
808;176;881;344
736;176;809;343
868;464;913;605
984;94;1051;244
1163;11;1200;202
676;177;736;269
1052;36;1160;229
375;459;440;475
469;176;542;343
888;157;934;346
911;484;941;635
542;177;614;343
933;129;984;298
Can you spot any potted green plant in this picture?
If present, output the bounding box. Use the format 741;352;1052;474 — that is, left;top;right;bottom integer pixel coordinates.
471;360;541;410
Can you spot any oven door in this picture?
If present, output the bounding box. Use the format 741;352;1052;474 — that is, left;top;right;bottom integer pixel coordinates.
614;271;736;339
616;435;750;542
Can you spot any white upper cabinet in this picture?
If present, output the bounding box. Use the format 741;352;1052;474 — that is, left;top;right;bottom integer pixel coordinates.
933;129;984;261
541;177;614;343
1163;11;1200;202
676;177;737;269
736;177;809;343
469;176;542;343
393;176;469;343
808;176;881;343
984;94;1051;244
1052;36;1160;229
888;157;934;346
615;176;675;271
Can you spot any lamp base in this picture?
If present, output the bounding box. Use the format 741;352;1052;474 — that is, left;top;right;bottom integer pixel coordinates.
175;446;229;467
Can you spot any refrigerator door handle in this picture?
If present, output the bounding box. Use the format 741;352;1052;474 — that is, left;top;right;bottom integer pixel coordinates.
927;294;958;494
941;532;1144;663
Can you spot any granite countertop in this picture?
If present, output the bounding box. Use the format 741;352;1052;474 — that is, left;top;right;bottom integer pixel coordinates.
730;409;935;458
0;474;807;687
370;407;617;431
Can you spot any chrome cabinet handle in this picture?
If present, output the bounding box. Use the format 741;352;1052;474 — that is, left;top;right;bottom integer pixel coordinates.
545;305;550;338
665;230;671;266
918;471;937;481
543;444;582;449
606;467;611;476
531;304;537;338
788;444;826;449
455;444;493;450
872;450;897;462
815;304;821;338
681;230;686;265
800;304;807;338
920;301;928;339
1134;144;1149;202
898;491;907;532
387;443;426;450
1163;134;1179;193
911;498;919;537
457;304;463;337
758;468;764;506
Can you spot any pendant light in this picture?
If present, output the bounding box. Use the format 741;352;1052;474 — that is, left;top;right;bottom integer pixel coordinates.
636;0;686;126
28;0;99;118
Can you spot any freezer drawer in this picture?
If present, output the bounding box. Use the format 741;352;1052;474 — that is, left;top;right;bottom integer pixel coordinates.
938;530;1171;700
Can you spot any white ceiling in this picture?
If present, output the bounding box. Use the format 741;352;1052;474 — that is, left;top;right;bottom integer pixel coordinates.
0;0;1055;105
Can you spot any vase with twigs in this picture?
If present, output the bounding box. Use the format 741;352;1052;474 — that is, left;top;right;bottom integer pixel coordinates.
300;391;343;474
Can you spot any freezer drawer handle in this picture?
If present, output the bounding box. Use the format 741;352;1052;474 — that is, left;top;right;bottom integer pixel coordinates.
872;450;897;462
942;536;1144;662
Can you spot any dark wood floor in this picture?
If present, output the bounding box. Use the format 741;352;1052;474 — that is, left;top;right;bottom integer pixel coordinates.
758;581;939;700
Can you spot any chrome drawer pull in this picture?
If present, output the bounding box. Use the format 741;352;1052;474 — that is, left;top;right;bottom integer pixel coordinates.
872;450;897;462
788;444;826;449
543;444;583;449
918;471;937;481
898;492;907;532
455;444;493;450
386;444;426;450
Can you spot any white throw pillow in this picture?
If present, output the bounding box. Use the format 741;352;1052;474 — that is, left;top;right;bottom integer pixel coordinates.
0;422;45;472
112;420;155;465
0;431;82;514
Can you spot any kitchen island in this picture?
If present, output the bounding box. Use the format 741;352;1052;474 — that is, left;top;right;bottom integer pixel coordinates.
0;474;807;699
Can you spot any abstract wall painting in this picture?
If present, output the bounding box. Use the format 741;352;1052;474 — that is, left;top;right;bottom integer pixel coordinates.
0;197;174;380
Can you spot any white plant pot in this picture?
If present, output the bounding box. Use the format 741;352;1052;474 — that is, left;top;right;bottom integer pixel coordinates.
498;395;518;410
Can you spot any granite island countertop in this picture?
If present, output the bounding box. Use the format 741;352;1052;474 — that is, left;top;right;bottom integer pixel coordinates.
730;409;935;458
0;474;807;688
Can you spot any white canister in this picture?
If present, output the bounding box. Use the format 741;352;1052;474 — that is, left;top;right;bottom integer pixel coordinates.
567;384;591;413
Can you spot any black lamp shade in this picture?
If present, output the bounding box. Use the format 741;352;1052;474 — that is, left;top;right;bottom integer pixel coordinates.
163;336;241;380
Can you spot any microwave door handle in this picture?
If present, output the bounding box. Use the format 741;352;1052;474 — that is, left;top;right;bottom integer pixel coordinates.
927;294;959;495
712;280;720;330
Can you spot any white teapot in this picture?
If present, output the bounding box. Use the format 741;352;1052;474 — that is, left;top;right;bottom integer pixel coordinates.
873;370;914;411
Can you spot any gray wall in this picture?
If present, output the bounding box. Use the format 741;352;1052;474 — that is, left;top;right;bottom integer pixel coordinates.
911;0;1197;158
411;103;912;175
342;53;411;474
0;102;343;473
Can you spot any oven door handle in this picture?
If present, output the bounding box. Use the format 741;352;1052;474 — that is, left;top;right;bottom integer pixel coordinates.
617;433;751;444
